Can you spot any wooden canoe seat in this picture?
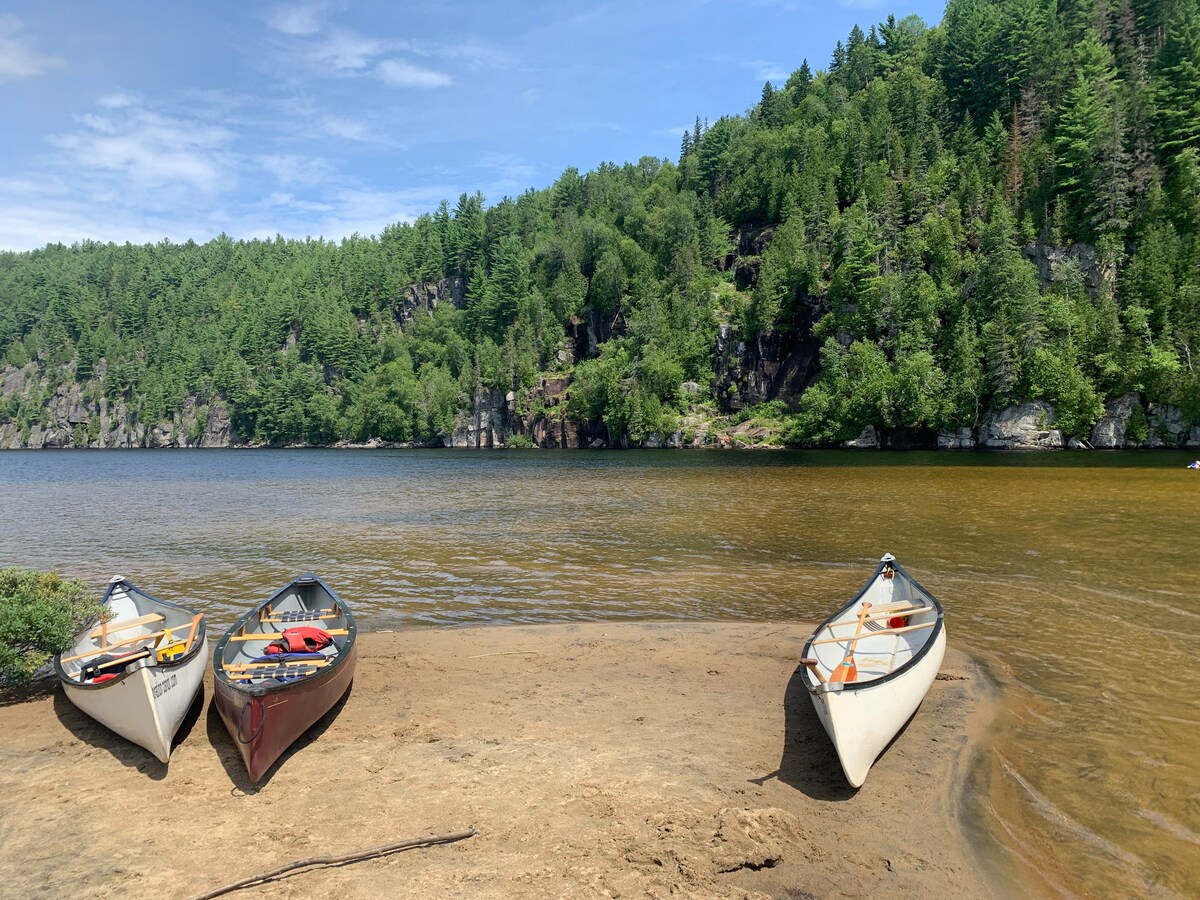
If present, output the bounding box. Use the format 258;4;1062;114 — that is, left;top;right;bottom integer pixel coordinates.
261;610;335;624
225;659;332;671
89;613;165;640
228;665;319;680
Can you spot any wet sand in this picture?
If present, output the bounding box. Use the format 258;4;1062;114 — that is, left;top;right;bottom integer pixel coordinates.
0;623;996;899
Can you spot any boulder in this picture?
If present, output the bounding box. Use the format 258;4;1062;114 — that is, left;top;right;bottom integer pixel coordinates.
979;402;1064;449
843;425;878;449
937;427;976;449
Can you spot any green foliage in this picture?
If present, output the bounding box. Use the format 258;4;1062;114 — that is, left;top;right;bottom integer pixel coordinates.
0;568;102;686
1;1;1198;449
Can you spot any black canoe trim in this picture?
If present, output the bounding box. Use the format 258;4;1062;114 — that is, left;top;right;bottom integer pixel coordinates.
211;573;357;699
800;557;945;693
53;578;208;690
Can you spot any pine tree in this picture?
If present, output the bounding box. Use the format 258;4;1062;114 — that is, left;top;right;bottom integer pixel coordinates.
1152;1;1200;153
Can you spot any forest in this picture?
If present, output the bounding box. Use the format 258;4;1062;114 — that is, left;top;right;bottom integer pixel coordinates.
1;0;1198;448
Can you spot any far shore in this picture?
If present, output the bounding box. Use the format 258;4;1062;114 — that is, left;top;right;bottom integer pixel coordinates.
3;441;1196;451
0;622;997;899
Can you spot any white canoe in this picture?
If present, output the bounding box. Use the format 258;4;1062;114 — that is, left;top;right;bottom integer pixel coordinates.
54;576;207;763
800;554;946;788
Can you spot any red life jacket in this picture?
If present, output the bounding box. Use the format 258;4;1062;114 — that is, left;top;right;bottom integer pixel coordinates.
265;626;333;655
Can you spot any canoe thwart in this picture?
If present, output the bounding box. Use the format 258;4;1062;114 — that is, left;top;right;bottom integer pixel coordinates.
811;620;937;646
827;606;931;627
230;629;349;642
261;612;336;623
228;667;320;680
60;620;200;664
224;659;333;671
89;613;165;640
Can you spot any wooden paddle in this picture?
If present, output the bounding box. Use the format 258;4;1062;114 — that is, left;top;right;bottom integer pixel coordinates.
828;601;871;684
182;613;204;653
60;620;201;664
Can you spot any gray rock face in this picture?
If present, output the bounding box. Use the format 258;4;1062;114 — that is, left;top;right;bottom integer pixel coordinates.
1143;404;1191;448
843;425;878;449
1023;242;1113;295
0;360;240;449
446;388;508;448
1090;393;1140;449
713;321;818;412
937;427;976;449
979;402;1064;449
201;403;235;447
396;277;466;324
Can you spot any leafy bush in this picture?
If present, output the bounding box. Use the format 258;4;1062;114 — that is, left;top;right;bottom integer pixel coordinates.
0;568;102;686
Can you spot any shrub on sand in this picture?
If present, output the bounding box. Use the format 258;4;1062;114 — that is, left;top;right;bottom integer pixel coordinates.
0;567;102;686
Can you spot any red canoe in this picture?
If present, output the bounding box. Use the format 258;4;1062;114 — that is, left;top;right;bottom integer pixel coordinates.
212;574;357;783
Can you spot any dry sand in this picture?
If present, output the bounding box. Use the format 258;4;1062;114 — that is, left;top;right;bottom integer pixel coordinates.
0;623;996;899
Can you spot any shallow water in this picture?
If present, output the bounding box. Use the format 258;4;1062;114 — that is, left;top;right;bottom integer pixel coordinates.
1;448;1196;896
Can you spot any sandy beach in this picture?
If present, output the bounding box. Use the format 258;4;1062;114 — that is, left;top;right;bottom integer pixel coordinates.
0;623;995;899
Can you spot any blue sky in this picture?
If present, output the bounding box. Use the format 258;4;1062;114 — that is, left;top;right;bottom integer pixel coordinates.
0;0;947;251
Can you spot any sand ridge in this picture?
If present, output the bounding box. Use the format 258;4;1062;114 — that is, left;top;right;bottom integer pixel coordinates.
0;622;995;899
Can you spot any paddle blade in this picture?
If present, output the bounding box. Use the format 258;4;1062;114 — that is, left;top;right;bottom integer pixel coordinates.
828;657;857;684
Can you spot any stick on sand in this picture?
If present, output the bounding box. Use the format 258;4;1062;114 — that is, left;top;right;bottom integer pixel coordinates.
187;828;478;900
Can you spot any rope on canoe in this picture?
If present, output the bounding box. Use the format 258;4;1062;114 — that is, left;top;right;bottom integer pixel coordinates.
187;827;478;900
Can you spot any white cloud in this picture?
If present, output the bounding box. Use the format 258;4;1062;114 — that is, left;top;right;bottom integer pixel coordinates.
478;152;537;193
263;2;327;36
98;91;138;110
320;114;374;143
0;14;65;82
0;176;456;250
401;37;513;73
656;124;694;138
376;59;451;88
49;102;235;195
754;62;791;82
315;30;386;71
255;152;332;186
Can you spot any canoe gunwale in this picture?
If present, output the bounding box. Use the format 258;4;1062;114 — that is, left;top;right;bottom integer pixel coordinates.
52;578;208;691
211;573;357;699
800;557;944;695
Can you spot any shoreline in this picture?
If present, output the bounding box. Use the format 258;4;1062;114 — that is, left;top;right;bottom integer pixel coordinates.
0;622;999;899
1;442;1196;451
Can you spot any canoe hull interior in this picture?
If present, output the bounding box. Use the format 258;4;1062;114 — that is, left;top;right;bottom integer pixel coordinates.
54;578;207;763
212;574;357;783
801;556;946;788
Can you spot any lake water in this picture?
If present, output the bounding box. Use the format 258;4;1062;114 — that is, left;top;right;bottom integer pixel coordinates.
1;448;1196;896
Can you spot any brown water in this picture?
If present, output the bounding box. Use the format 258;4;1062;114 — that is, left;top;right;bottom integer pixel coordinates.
1;448;1197;896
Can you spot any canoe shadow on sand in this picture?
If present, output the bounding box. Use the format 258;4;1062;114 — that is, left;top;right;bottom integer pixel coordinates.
754;664;917;801
205;680;355;794
0;677;59;708
50;685;206;782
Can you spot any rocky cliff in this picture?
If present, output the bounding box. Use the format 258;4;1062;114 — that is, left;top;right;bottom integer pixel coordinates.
0;360;236;450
